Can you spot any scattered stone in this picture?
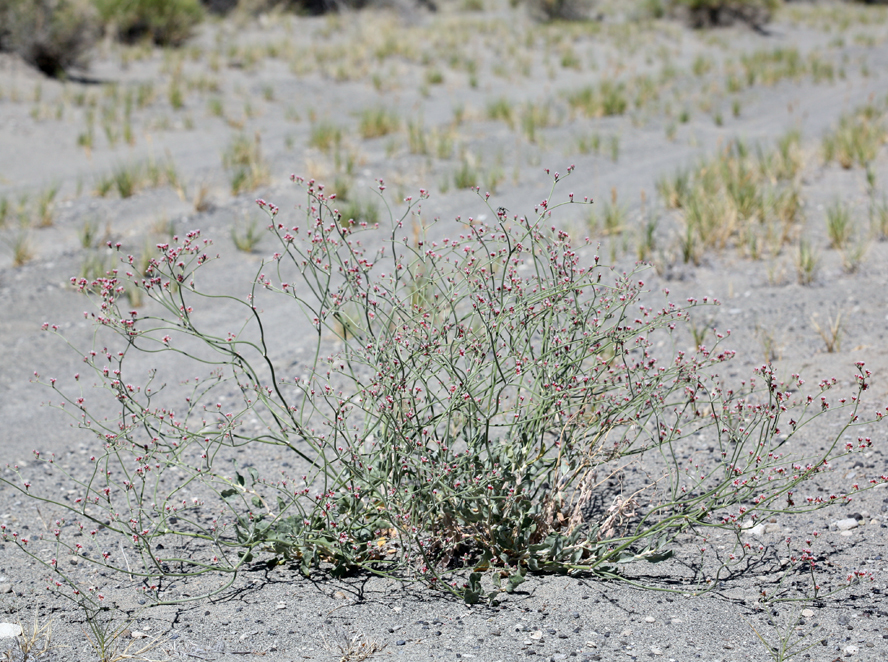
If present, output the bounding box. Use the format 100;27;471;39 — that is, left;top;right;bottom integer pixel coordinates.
0;624;22;639
670;618;683;624
834;518;859;532
724;643;734;649
131;631;148;639
843;644;859;655
552;654;567;660
838;615;850;626
802;609;814;618
395;640;406;646
0;585;11;594
275;602;286;610
650;646;663;655
644;616;656;623
619;629;632;637
747;524;766;537
530;631;543;640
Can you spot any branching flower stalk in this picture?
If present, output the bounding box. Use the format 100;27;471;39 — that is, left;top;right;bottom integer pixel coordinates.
2;171;885;607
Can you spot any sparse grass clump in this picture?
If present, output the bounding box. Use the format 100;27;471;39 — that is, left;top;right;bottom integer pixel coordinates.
811;311;843;354
223;132;270;195
825;200;853;250
795;239;819;285
35;184;59;227
231;217;263;252
740;46;805;86
358;107;400;139
4;229;34;267
337;197;379;226
663;139;804;261
95;157;181;199
454;158;479;189
822;104;887;169
486;97;515;128
566;80;628;118
309;121;343;153
520;102;554;143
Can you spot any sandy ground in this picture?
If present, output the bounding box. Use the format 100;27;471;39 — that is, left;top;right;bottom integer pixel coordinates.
2;1;888;660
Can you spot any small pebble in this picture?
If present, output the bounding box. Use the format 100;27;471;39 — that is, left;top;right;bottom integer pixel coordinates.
650;646;663;655
395;640;406;646
835;518;859;532
645;616;656;623
802;609;814;618
0;585;11;594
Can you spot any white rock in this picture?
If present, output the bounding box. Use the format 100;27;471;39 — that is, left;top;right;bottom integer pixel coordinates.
645;616;656;623
131;631;148;639
650;646;663;655
530;629;543;639
840;530;854;537
834;518;859;531
801;609;814;618
843;644;859;655
0;623;22;638
747;524;766;537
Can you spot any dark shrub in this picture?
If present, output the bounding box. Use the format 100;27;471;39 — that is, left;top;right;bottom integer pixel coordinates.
671;0;780;28
93;0;204;46
525;0;596;21
0;0;100;76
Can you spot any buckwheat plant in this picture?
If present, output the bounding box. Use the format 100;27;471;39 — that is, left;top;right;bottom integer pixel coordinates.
3;170;885;607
